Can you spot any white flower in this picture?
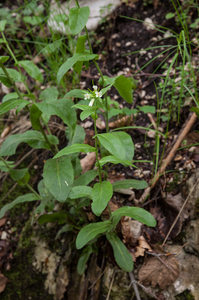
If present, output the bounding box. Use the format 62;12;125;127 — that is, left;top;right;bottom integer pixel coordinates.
84;93;91;100
95;91;102;98
89;99;95;106
93;85;98;91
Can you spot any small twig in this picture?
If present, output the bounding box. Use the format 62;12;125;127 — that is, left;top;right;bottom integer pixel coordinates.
129;272;141;300
1;182;18;202
162;177;199;245
139;112;197;204
135;281;161;300
106;270;115;300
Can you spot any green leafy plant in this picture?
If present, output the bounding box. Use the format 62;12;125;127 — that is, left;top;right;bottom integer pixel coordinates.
0;0;156;275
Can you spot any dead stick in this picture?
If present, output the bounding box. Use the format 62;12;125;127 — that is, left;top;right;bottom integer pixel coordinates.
138;112;198;204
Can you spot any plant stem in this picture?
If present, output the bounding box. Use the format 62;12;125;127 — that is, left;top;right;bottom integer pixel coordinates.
0;156;11;169
94;110;102;183
2;32;31;94
26;183;41;198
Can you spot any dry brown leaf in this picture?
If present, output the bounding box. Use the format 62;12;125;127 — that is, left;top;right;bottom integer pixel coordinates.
102;200;120;216
138;252;179;289
0;217;7;227
121;217;142;244
164;193;189;222
80;152;96;173
84;130;95;147
0;273;8;293
135;246;145;258
138;236;152;251
181;131;199;147
1;125;12;139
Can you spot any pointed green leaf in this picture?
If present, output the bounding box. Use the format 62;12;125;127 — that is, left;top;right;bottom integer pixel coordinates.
38;212;69;224
97;132;126;161
0;99;28;116
69;186;92;199
54;144;96;159
23;16;43;26
39;87;59;103
113;179;148;190
112;206;156;227
99;156;133;167
80;106;96;121
91;180;113;216
112;131;134;161
30;104;42;130
69;7;90;35
18;60;43;82
2;92;19;103
9;168;28;181
106;232;133;272
0;194;40;219
139;106;155;114
0;131;58;156
43;157;74;202
0;56;9;63
0;161;14;172
57;53;98;85
76;220;112;249
0;68;22;87
114;75;133;104
65;89;87;99
73;170;97;187
77;245;92;275
0;20;7;31
74;35;86;74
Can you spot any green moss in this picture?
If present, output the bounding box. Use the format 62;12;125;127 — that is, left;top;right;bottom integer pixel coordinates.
1;220;53;300
175;290;194;300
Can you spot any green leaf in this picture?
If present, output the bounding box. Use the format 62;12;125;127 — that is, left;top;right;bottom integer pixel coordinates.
0;56;9;63
73;104;89;110
2;92;19;103
38;212;69;224
16;100;30;115
112;131;134;161
74;35;86;75
80;106;96;121
113;179;148;190
76;220;112;249
0;99;28;116
41;40;62;56
0;160;14;172
23;16;43;26
73;170;97;187
77;245;92;275
35;102;74;130
0;20;7;31
69;7;90;35
165;12;175;20
139;106;156;114
65;89;87;99
37;179;54;200
0;194;40;219
43;157;74;202
112;206;156;227
67;124;85;146
0;68;22;87
106;232;133;272
99;156;133;167
114;75;133;104
39;87;58;103
97;132;126;161
18;60;43;82
57;53;98;85
9;168;28;181
191;107;199;119
30;104;42;130
54;144;96;159
91;181;113;216
69;186;92;199
123;107;137;116
0;131;59;156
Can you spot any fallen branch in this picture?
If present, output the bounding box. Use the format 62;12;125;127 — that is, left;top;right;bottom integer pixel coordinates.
138;112;198;204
